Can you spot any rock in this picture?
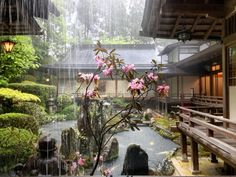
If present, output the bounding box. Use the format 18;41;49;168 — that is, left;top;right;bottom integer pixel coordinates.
155;157;175;176
61;128;80;159
121;144;149;175
103;137;119;161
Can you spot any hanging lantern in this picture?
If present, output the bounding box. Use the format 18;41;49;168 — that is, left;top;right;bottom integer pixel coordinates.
1;40;16;53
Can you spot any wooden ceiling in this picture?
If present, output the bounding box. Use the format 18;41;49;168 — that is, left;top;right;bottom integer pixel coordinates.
140;0;236;40
0;0;59;35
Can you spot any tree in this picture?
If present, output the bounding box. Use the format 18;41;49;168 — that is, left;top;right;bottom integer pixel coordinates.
0;36;39;83
75;42;169;175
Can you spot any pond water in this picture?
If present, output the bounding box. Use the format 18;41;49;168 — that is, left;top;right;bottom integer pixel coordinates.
40;121;179;175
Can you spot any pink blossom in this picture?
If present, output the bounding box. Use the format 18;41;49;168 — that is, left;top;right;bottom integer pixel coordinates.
102;66;113;76
128;78;145;91
71;162;77;171
93;74;100;83
85;90;97;98
122;64;135;74
102;168;112;177
147;72;158;81
95;55;105;68
94;155;104;162
78;73;100;83
157;84;169;97
78;158;86;166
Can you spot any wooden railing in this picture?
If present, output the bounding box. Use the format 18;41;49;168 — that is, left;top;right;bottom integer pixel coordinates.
191;95;223;108
177;106;236;162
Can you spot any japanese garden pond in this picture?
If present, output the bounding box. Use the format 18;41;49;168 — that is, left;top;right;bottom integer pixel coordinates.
40;120;178;175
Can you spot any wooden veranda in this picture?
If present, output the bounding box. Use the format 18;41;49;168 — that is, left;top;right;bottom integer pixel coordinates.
177;106;236;174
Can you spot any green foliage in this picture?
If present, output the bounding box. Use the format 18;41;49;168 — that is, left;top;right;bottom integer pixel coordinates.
12;102;51;125
0;36;39;82
111;98;128;108
57;94;73;112
9;81;56;107
0;113;39;134
0;88;40;103
60;104;80;120
0;127;37;172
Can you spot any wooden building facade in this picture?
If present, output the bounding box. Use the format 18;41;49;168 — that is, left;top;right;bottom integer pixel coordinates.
141;0;236;174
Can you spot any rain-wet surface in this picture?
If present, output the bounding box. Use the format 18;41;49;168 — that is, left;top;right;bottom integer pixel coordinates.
40;121;178;175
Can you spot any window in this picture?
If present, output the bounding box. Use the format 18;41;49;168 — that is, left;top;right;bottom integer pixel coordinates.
228;45;236;86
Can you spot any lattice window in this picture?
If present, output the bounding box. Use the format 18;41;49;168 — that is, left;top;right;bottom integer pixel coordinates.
228;46;236;86
225;14;236;37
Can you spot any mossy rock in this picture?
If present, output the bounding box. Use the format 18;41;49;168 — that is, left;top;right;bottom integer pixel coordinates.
0;113;39;134
0;127;37;172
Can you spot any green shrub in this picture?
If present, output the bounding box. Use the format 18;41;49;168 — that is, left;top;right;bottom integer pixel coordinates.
0;113;39;134
8;81;56;107
57;94;73;112
12;102;51;125
112;98;128;108
60;104;80;120
0;127;37;172
0;88;40;103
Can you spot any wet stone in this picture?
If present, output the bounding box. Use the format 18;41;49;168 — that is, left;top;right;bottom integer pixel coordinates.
121;144;149;175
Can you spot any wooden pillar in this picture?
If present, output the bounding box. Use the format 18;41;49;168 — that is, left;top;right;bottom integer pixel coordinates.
165;98;168;115
210;153;218;163
180;133;188;162
191;137;200;174
115;77;118;97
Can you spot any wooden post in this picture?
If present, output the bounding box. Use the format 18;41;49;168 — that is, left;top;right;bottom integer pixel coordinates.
180;133;188;162
210;153;218;163
191;137;200;174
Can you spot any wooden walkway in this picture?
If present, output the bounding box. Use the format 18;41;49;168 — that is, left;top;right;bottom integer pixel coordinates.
191;95;223;108
177;106;236;174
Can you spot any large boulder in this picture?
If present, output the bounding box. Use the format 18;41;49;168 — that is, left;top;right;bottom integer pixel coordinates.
61;128;81;159
121;144;149;175
103;137;119;161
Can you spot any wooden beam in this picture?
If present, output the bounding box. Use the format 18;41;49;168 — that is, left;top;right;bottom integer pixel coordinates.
191;15;201;32
171;15;181;38
162;3;224;18
204;19;217;40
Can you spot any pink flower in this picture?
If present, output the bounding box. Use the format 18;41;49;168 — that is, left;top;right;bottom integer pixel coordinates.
147;72;158;81
78;73;100;84
128;78;145;91
94;155;103;162
103;66;113;76
102;168;112;177
95;56;105;68
71;162;77;171
78;158;86;166
93;74;100;84
122;64;135;74
85;90;97;98
157;84;169;97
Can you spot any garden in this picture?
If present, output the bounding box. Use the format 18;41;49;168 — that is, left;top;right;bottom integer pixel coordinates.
0;0;179;176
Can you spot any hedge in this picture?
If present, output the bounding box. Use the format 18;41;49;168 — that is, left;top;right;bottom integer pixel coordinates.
0;127;37;172
9;81;56;107
0;88;40;103
12;102;51;125
0;113;39;134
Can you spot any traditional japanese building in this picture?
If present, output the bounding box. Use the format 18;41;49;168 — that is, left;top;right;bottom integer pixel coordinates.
44;44;157;97
141;0;236;174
